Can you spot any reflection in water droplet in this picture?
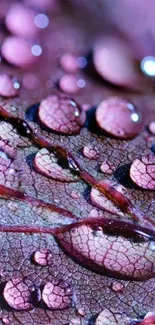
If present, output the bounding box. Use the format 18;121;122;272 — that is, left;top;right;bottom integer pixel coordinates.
141;56;155;77
131;112;141;123
34;14;49;28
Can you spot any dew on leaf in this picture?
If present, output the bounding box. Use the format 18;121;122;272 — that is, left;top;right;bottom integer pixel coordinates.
34;148;79;181
38;94;86;135
33;249;52;266
130;154;155;190
0;74;19;98
111;281;124;293
56;219;155;280
3;277;35;311
95;97;144;139
42;280;72;310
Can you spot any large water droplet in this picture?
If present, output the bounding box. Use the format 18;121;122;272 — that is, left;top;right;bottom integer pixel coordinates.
3;277;35;310
130;154;155;190
95;97;144;139
42;280;72;310
38;94;86;135
56;219;155;280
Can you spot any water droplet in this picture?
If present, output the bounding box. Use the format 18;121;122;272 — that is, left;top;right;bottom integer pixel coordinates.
100;161;115;174
93;36;143;89
34;13;49;29
0;74;19;97
31;44;42;56
42;280;72;310
95;97;144;139
95;309;129;325
149;121;155;135
1;36;37;67
3;277;35;310
130;154;155;190
83;143;99;160
59;74;80;94
34;148;78;182
56;219;155;280
33;249;52;266
141;56;155;77
5;3;37;38
2;316;11;324
111;281;124;292
38;94;86;135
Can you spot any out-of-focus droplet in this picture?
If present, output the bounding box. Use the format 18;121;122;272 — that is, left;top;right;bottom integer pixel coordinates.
31;44;42;56
93;36;147;90
33;249;52;266
5;3;38;38
34;13;49;28
76;56;87;69
95;97;144;139
60;53;78;73
0;74;19;97
1;36;37;68
42;280;72;310
141;56;155;77
59;74;79;94
22;73;39;89
149;121;155;135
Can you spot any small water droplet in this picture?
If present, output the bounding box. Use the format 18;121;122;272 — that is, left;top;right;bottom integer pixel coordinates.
3;277;34;311
33;249;52;266
111;281;124;292
149;121;155;135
